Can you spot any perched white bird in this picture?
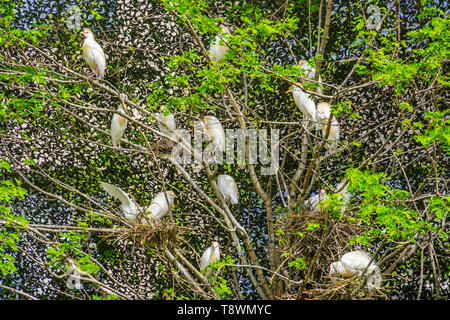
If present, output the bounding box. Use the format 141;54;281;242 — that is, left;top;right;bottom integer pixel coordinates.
100;182;176;224
287;85;317;122
141;191;176;224
298;60;323;95
286;60;323;124
199;241;220;276
316;102;340;152
156;105;177;145
305;189;328;212
329;250;382;290
100;182;138;221
111;100;127;148
81;28;106;79
204;115;226;154
209;25;231;62
218;174;239;206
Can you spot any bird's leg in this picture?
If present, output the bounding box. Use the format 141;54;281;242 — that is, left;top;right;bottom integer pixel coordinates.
92;66;102;80
85;70;93;80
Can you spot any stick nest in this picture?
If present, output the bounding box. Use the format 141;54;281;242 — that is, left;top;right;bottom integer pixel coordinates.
101;220;184;248
277;209;370;299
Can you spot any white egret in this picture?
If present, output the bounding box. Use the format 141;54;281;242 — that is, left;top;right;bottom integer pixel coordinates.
287;85;317;122
203;115;226;154
141;191;176;224
156;105;177;145
298;59;323;95
218;174;239;206
305;189;328;212
199;241;220;276
111;97;127;148
286;60;323;125
209;25;231;62
316;102;340;152
329;250;382;290
81;28;106;79
100;182;176;224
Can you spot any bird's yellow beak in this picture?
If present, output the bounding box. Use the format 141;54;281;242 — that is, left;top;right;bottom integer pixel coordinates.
285;88;293;94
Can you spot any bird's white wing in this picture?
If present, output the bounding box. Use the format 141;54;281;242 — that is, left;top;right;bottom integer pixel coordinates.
165;114;176;130
227;177;239;204
211;247;220;263
217;176;227;197
100;182;134;209
111;112;127;147
305;192;327;211
209;35;229;61
91;49;105;75
332;118;340;139
229;184;239;205
305;193;319;209
88;39;105;59
157;113;176;138
341;251;372;272
218;175;239;204
213;124;226;152
293;89;316;120
200;246;213;270
146;192;172;220
206;125;225;152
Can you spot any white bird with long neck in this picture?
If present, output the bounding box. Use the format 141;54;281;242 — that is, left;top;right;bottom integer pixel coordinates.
203;115;226;155
209;25;231;63
111;95;128;148
316;102;340;152
156;105;177;145
305;189;328;212
141;190;176;224
100;182;138;221
286;60;322;124
218;174;239;206
81;28;106;80
199;241;220;277
288;85;317;122
329;250;382;290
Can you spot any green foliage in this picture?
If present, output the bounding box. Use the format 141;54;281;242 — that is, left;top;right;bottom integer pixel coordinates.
210;276;232;299
0;0;448;300
0;160;28;277
46;231;99;275
288;256;307;271
346;168;443;245
414;109;450;154
92;294;120;300
205;256;234;299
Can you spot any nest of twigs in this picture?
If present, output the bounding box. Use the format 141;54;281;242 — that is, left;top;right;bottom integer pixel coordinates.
300;277;383;300
101;220;184;248
277;208;368;299
282;209;365;262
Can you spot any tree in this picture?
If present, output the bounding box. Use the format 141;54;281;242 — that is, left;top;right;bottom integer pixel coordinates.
0;0;448;300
